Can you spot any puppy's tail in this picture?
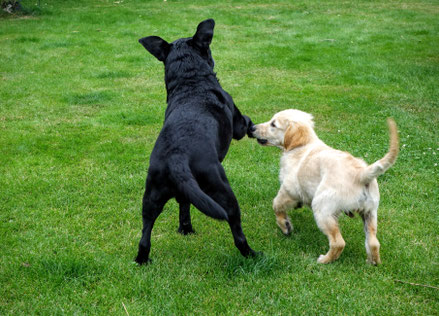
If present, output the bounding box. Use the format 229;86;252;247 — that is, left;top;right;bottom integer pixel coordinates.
359;118;399;184
168;158;229;221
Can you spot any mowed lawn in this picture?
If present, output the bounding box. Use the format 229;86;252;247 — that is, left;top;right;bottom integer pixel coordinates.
1;0;438;314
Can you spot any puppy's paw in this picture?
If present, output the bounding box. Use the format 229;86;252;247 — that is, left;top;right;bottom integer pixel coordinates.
366;242;381;265
284;220;293;235
276;217;293;236
317;254;332;264
366;256;381;266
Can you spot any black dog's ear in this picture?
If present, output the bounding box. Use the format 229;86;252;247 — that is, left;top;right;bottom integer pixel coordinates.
193;19;215;49
138;36;170;62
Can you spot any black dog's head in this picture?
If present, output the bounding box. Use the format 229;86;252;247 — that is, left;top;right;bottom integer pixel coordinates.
139;19;255;139
139;19;215;82
234;112;255;140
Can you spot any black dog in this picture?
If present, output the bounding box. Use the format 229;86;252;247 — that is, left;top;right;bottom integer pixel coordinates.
135;19;257;265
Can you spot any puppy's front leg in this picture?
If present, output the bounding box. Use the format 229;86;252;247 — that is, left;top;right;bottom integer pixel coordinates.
273;187;297;235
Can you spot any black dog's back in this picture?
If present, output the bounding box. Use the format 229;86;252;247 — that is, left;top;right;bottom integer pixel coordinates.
135;19;256;265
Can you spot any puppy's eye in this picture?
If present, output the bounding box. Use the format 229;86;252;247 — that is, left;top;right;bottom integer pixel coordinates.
271;121;276;128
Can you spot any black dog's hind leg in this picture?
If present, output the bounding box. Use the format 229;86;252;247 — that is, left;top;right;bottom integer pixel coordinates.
207;166;258;257
177;201;195;235
228;212;257;257
135;186;170;265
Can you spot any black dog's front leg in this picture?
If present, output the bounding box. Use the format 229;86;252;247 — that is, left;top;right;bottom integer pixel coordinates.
177;202;195;235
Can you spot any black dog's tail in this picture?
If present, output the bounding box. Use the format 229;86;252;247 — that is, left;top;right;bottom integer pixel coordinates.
168;157;229;221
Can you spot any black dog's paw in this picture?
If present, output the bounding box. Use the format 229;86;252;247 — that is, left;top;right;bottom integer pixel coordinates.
245;249;264;258
134;257;152;266
177;225;196;235
250;251;264;258
134;253;152;266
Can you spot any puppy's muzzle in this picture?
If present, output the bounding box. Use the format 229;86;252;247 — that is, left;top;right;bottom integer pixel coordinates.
249;125;268;145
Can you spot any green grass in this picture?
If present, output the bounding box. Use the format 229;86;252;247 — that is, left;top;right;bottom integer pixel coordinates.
1;0;438;314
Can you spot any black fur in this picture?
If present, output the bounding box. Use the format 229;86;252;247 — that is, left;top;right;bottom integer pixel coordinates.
135;19;257;265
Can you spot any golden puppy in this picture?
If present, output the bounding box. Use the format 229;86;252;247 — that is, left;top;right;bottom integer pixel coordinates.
251;109;398;264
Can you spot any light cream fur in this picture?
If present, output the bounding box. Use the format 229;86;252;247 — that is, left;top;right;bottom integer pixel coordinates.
253;109;399;264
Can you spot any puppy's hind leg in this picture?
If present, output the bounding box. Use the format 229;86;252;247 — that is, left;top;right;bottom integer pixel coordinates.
313;210;345;264
273;187;297;235
361;210;381;265
177;201;195;235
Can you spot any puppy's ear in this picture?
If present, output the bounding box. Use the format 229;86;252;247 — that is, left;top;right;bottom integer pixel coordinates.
284;123;311;151
193;19;215;49
138;36;170;62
